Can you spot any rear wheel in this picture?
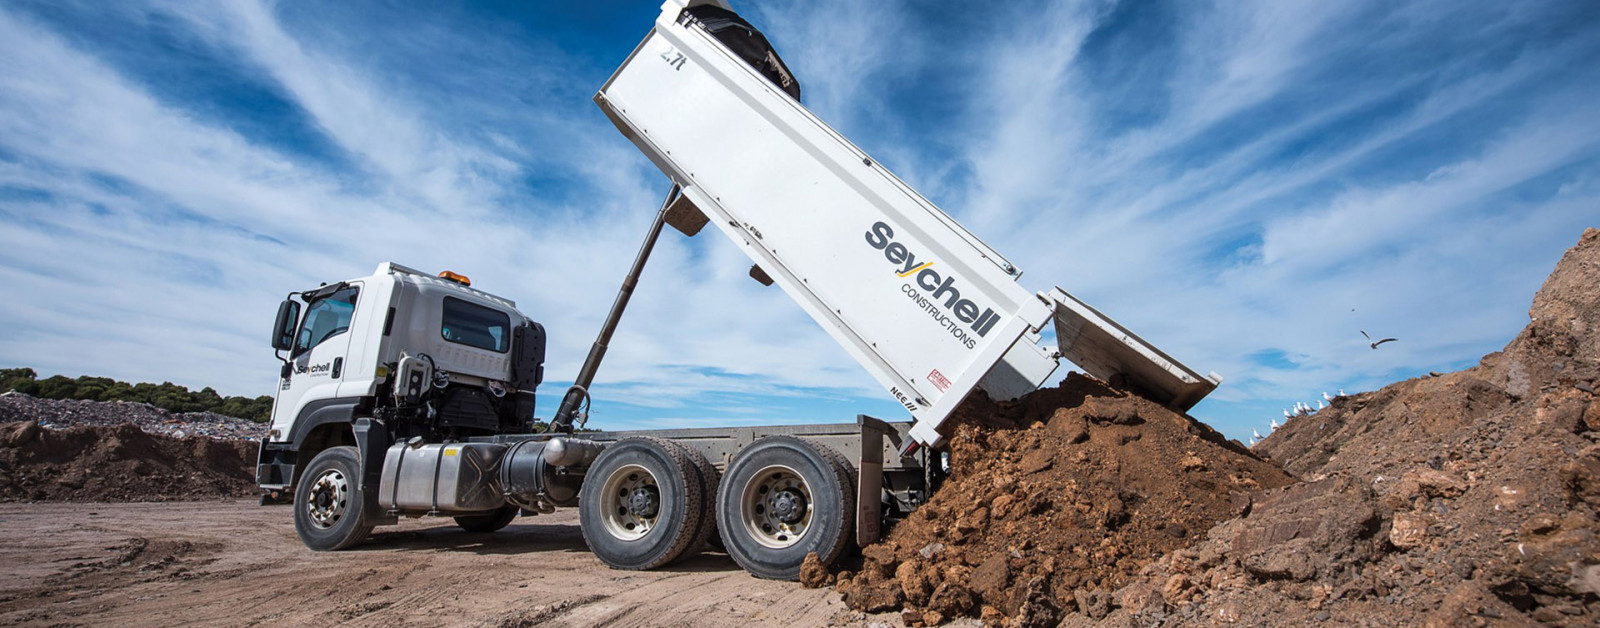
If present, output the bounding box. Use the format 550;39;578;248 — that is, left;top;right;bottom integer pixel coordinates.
667;441;721;558
454;505;519;533
578;437;704;570
294;446;374;551
717;436;854;580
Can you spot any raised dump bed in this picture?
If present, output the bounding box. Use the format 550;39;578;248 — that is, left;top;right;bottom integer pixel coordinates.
596;0;1219;449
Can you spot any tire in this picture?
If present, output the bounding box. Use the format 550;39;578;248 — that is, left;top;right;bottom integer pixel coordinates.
717;436;855;580
816;444;862;557
578;437;705;570
665;440;720;558
454;505;519;533
294;446;375;551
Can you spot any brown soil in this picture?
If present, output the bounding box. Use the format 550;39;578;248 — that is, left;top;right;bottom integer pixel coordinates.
1065;228;1600;627
0;420;259;502
835;374;1295;626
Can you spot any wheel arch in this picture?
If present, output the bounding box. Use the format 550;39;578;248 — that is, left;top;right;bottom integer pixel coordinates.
288;397;361;489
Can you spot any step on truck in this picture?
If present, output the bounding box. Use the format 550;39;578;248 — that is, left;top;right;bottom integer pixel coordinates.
257;0;1222;580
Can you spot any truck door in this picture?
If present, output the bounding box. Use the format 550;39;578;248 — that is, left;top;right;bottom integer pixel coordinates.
269;282;362;439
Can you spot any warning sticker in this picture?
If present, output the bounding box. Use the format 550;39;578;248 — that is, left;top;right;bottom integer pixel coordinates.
928;369;952;392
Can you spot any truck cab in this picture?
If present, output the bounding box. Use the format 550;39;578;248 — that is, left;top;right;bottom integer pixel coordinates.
257;262;546;496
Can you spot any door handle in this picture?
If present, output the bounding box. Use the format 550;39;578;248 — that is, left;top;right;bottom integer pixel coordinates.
332;357;343;379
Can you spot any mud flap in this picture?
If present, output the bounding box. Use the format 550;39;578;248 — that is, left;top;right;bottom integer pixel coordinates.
856;416;888;546
352;418;398;525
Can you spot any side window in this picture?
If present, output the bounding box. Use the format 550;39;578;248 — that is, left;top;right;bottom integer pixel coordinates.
294;286;359;356
441;296;510;352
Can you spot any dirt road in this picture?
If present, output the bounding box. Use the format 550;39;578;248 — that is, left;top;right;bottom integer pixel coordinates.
0;500;874;627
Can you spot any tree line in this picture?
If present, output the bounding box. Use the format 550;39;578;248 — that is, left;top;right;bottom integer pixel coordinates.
0;368;273;423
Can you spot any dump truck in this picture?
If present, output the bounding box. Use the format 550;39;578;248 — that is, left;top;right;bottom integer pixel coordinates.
257;0;1221;580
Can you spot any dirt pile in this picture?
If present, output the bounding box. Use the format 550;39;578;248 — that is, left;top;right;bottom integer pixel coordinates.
1074;228;1600;627
0;418;259;502
832;374;1295;626
0;391;266;440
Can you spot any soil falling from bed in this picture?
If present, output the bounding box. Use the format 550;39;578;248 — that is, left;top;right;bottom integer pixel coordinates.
833;374;1294;626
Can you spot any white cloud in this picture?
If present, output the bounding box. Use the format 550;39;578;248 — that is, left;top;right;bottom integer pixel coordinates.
1;0;1595;441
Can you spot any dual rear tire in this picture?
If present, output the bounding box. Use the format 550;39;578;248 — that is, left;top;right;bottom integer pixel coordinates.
716;436;855;580
577;435;854;580
578;437;709;570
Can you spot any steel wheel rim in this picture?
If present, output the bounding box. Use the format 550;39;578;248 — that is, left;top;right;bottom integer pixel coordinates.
600;464;660;542
740;464;812;549
306;468;349;529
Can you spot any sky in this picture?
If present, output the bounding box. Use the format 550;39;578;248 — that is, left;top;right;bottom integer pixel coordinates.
0;0;1596;442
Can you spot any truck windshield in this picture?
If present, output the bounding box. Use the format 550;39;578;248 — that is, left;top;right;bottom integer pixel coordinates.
442;296;510;353
294;286;359;357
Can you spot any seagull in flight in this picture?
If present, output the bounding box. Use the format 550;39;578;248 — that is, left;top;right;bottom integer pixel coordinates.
1361;330;1398;349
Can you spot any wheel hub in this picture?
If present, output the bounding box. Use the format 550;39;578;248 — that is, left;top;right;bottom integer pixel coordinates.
740;465;813;549
599;464;661;541
305;469;348;529
629;485;661;518
771;489;807;524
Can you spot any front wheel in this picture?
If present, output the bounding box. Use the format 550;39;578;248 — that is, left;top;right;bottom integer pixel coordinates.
294;446;375;551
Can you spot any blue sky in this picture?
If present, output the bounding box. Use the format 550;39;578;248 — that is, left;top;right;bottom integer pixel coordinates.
1;0;1596;442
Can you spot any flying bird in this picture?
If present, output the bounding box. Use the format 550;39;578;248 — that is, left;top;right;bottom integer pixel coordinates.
1361;330;1398;349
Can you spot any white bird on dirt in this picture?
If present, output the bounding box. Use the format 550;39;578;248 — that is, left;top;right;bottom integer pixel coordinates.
1248;436;1258;446
1270;418;1280;431
1338;389;1346;397
1323;391;1334;402
1283;408;1293;419
1317;400;1326;410
1253;429;1264;440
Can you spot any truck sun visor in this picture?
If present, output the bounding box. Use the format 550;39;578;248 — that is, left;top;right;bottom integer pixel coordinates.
679;5;802;102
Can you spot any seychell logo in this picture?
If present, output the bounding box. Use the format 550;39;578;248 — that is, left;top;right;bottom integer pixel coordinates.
864;221;1000;349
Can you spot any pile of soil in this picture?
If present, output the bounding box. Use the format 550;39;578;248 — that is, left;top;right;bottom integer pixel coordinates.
826;374;1295;626
1069;228;1600;627
0;419;259;502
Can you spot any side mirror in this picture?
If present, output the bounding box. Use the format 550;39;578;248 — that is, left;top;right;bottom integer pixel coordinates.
272;299;301;352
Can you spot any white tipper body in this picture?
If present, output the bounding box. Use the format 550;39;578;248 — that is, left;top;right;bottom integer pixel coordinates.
266;263;530;444
597;0;1221;447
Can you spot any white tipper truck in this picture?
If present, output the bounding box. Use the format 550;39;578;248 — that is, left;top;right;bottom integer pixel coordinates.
258;0;1221;581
